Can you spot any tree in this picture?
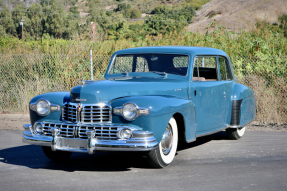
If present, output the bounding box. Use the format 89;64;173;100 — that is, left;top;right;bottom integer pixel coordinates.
125;9;142;19
0;6;16;37
44;3;67;38
27;3;45;40
115;3;131;12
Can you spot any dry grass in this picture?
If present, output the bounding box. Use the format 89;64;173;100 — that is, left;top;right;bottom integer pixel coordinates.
0;78;66;114
238;74;287;124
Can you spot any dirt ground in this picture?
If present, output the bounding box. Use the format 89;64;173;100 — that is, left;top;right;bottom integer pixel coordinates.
1;114;286;132
188;0;287;33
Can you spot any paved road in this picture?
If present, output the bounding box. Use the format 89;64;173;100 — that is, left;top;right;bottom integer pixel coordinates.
0;130;286;191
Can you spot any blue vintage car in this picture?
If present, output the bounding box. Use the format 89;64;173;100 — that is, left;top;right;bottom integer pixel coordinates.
23;46;256;168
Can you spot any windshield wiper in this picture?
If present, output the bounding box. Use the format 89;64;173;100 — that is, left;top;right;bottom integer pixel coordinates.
150;71;167;76
120;70;128;76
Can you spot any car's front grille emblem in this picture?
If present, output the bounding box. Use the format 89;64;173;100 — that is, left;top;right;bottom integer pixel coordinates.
76;103;82;122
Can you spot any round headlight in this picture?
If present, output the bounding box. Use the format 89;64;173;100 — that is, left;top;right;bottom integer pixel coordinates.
122;103;137;121
118;128;132;139
34;123;43;134
36;99;50;116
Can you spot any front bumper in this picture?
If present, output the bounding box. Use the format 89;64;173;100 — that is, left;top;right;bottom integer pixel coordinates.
22;124;158;154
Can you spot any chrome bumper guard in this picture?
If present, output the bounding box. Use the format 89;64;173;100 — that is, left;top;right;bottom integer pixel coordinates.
23;124;158;154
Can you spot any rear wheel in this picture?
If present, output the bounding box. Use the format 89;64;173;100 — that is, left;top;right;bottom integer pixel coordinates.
226;127;246;140
147;117;178;168
42;146;72;161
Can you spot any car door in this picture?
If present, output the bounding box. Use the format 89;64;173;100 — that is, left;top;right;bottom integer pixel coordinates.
190;56;227;134
218;56;235;124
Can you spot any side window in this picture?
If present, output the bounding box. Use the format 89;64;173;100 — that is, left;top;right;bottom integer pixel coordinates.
218;56;233;80
193;56;218;81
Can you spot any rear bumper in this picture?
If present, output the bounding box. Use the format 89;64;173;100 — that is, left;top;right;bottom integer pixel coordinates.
23;124;158;153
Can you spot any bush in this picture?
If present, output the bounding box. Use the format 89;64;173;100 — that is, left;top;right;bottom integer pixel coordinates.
106;10;113;16
125;9;142;19
115;3;131;12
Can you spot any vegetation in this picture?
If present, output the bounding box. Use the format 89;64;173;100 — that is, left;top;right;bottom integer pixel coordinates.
0;0;205;40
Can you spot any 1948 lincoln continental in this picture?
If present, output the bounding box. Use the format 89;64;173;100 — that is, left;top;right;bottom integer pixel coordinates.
23;46;256;168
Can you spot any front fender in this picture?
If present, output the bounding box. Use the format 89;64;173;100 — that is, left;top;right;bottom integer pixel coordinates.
29;92;71;125
110;96;196;142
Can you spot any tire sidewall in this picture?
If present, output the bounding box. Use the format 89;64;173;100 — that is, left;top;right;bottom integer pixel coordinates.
236;127;246;137
158;117;178;165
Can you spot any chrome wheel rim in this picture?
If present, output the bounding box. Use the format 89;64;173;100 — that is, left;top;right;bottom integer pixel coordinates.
161;124;173;155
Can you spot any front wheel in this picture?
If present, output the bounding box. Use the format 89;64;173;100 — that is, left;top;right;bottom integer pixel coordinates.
226;127;246;140
147;117;178;168
42;146;72;161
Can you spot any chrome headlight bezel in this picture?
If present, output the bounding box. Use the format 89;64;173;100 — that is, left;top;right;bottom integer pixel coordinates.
122;102;138;121
30;99;60;116
113;102;149;121
34;99;51;116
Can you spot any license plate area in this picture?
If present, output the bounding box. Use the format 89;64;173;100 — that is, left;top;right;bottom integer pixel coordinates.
56;137;88;151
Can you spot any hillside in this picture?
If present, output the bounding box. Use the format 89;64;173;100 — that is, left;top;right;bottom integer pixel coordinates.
188;0;287;32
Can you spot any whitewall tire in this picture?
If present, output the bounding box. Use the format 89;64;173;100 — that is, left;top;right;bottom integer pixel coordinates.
147;117;178;168
226;127;246;140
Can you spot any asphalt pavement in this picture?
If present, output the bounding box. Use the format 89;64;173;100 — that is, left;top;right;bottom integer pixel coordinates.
0;130;286;191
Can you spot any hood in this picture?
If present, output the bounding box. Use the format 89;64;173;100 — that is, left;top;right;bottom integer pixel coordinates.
70;76;188;104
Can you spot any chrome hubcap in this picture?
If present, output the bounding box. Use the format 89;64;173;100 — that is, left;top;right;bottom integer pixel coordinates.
161;124;173;155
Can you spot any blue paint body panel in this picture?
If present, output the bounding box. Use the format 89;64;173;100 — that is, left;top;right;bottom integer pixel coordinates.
29;92;70;125
110;96;196;142
28;46;256;144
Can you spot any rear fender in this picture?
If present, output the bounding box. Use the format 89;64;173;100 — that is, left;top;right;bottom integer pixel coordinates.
229;83;256;127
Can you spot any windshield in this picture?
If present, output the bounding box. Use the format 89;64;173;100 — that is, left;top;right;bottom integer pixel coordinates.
109;54;189;76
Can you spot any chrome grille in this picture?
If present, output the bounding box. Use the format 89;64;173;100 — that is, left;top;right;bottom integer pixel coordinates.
62;103;111;123
62;103;77;123
79;125;118;140
82;105;110;123
42;123;119;140
43;123;75;138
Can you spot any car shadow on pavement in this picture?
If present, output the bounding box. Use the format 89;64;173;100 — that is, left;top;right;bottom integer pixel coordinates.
177;131;229;151
0;131;229;171
0;144;151;171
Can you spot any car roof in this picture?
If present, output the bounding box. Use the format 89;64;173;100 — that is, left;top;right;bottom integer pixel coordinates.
114;46;228;57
